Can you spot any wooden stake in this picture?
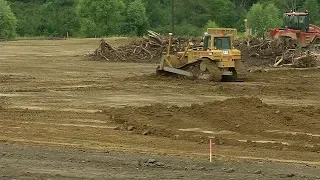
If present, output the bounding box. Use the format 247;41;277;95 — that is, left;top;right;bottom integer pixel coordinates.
210;139;212;162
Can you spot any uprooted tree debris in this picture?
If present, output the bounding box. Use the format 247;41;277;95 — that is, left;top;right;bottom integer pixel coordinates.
88;31;195;63
233;38;318;68
273;49;318;68
89;31;318;68
89;31;166;63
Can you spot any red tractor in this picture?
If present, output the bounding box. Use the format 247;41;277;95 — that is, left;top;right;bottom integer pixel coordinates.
270;11;320;49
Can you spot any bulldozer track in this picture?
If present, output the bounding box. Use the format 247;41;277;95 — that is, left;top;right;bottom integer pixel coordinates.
179;59;223;82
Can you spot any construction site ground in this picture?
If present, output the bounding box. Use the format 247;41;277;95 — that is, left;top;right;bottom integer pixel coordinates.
0;38;319;179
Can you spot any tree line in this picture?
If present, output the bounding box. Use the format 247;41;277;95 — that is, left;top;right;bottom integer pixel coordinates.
0;0;320;39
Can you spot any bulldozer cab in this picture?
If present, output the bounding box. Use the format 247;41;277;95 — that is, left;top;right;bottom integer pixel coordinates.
284;12;309;32
203;34;232;51
214;36;231;50
203;28;236;51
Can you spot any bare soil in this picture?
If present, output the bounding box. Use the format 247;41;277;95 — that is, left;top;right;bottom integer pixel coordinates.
0;38;320;179
1;143;319;180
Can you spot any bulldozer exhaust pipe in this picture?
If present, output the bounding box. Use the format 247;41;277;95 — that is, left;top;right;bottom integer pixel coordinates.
167;33;173;57
159;33;173;70
244;19;248;39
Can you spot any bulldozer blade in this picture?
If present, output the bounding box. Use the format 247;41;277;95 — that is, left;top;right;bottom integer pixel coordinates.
163;67;193;77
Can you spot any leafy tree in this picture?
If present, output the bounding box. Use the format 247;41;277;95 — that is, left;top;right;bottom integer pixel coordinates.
303;0;320;24
123;0;149;36
7;1;43;36
204;20;219;29
0;0;17;39
231;0;258;31
259;0;309;13
143;0;170;30
76;0;125;37
247;3;282;37
175;20;202;36
265;4;283;29
41;0;80;37
8;0;78;37
4;0;319;37
206;0;237;28
260;0;293;13
247;3;265;37
231;0;259;9
173;0;239;34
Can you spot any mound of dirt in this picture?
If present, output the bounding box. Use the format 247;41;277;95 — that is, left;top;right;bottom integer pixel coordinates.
102;97;319;138
100;97;320;152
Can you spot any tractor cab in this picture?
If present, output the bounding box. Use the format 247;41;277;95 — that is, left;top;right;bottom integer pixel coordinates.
270;11;320;48
203;32;232;51
214;36;231;50
283;12;309;32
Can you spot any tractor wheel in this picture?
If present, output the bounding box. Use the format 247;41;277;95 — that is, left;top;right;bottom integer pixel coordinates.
171;59;222;82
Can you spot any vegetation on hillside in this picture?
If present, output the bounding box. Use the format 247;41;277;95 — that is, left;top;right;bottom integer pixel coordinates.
0;0;17;39
2;0;320;38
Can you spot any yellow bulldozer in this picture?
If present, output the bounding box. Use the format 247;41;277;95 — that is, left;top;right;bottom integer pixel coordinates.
157;28;246;82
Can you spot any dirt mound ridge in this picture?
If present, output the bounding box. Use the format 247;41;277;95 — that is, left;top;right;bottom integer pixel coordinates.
100;97;320;152
102;97;319;136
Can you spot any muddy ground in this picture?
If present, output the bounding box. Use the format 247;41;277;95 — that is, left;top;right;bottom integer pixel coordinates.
0;38;320;179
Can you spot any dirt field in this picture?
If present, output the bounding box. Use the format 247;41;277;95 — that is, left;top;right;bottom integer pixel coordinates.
0;38;320;179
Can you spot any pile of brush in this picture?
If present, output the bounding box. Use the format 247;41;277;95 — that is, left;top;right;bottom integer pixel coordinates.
234;38;317;68
89;31;318;68
89;31;194;63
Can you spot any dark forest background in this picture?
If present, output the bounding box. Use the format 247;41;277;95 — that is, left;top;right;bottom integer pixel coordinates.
1;0;320;39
